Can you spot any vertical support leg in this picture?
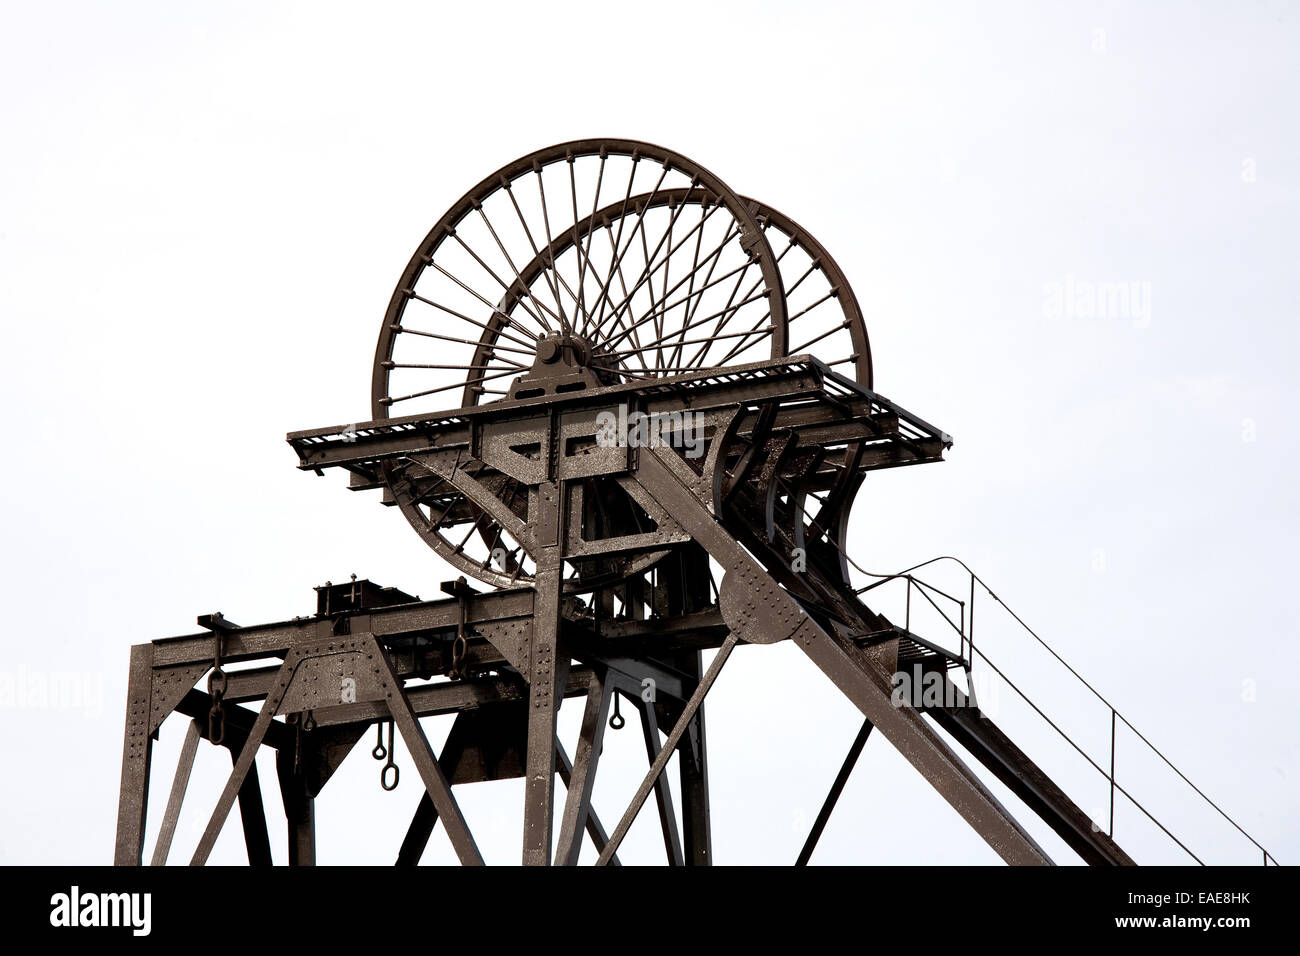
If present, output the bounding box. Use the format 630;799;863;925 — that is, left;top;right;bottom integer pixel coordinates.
276;747;316;867
278;721;362;866
288;791;315;866
677;650;713;866
555;670;612;865
236;757;273;866
115;643;155;866
523;555;563;866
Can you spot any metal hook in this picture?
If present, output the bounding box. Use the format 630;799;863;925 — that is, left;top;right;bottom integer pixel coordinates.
379;719;399;791
608;692;625;730
207;668;228;746
448;634;468;681
372;721;387;761
208;699;225;747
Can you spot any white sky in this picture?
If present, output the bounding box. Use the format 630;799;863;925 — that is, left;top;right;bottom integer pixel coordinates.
1;0;1296;865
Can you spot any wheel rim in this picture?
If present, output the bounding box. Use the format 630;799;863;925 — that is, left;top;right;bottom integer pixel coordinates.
746;198;872;388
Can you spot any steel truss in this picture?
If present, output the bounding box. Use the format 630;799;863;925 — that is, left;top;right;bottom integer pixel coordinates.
118;356;1133;865
116;140;1139;866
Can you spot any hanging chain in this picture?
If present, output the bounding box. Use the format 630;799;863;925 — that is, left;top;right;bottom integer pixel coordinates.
447;575;471;681
207;619;228;746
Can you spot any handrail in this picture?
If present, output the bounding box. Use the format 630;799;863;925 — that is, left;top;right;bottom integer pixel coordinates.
847;555;1279;866
966;641;1203;863
857;573;967;653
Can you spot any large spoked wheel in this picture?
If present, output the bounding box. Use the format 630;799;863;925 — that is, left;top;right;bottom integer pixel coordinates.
372;139;787;417
373;140;872;591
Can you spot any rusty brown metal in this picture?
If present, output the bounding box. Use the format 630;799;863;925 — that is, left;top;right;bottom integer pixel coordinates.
114;139;1274;867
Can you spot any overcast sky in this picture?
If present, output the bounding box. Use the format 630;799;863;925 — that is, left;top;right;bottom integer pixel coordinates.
2;1;1296;865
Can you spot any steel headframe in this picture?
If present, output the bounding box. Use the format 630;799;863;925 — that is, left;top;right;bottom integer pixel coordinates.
115;140;1136;866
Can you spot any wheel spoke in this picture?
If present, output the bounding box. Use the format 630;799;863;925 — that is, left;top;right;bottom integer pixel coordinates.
448;229;556;332
597;213;737;356
607;325;773;359
622;240;752;355
392;326;535;357
534;165;575;334
677;256;768;369
470;206;565;331
583;157;644;338
711;319;775;368
570;151;609;330
383;366;521;406
595;178;703;341
586;164;673;333
665;204;709;370
390;360;526;371
403;291;538;350
500;182;569;325
599;225;653;374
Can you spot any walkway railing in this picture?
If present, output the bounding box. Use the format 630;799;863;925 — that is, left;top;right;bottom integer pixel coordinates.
853;556;1278;866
